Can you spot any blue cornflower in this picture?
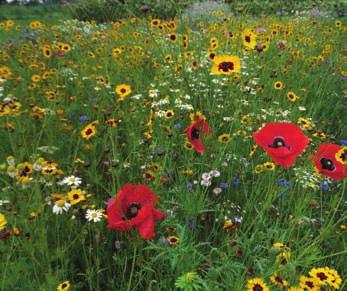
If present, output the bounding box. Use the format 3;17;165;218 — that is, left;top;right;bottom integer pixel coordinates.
321;182;329;191
340;140;347;146
220;182;229;189
186;181;193;191
173;123;182;129
79;115;89;122
232;177;240;186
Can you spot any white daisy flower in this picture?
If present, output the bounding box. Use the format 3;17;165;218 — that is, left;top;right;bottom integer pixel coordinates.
61;175;82;188
52;200;71;215
85;209;103;223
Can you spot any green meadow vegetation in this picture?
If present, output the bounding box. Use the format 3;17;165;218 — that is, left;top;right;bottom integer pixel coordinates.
0;1;346;290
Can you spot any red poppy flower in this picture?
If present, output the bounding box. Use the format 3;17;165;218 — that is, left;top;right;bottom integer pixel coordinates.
253;122;309;168
185;118;212;154
107;184;165;240
311;143;346;181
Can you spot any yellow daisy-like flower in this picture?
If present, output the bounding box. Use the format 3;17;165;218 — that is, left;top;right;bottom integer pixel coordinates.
335;146;346;165
167;236;180;246
287;287;304;291
308;267;332;286
263;162;275;171
0;213;7;230
241;28;257;49
67;189;86;205
57;280;70;291
299;276;320;291
211;55;241;75
218;133;231;143
276;251;290;265
115;84;132;101
270;274;288;287
325;267;342;289
165;109;174;119
249;144;258;158
287;91;299;102
81;124;96;140
274;81;284;90
246;278;269;291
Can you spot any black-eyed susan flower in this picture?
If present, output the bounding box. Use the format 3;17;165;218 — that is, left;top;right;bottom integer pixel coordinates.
308;267;332;286
274;81;284;90
263;162;275;171
218;133;231;143
81;124;96;140
287;91;299;102
115;84;132;101
57;280;70;291
335;146;346;165
325;267;342;289
299;276;320;291
249;144;258;157
164;109;174;119
211;55;240;75
67;189;86;205
270;274;288;287
276;251;290;265
242;29;257;49
246;278;269;291
167;236;180;246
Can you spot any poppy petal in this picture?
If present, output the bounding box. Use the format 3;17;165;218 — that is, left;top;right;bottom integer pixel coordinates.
136;215;155;240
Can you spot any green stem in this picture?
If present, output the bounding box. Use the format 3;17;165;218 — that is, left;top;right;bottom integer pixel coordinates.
127;246;137;291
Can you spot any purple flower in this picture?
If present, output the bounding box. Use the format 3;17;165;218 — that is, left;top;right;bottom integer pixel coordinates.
173;123;182;129
220;182;229;189
340;140;347;146
321;183;329;191
79;115;89;122
232;177;240;186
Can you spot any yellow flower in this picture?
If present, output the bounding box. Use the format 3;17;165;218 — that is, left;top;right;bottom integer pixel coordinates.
263;162;275;171
67;189;86;205
57;280;70;291
115;84;132;101
335;146;346;165
270;274;288;287
81;124;96;140
274;81;284;90
241;29;257;49
0;213;7;230
309;267;332;286
246;278;269;291
167;236;180;246
287;91;299;102
299;276;320;291
218;133;231;143
211;55;241;75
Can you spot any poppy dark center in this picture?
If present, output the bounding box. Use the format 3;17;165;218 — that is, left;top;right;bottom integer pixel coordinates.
269;137;286;148
317;272;328;281
245;36;251;43
126;203;141;219
253;284;263;291
218;61;234;72
320;158;335;171
191;127;200;140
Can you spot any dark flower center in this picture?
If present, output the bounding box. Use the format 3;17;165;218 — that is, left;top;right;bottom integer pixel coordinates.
269;137;286;148
317;272;328;281
306;281;314;288
62;283;67;288
191;127;200;140
245;36;251;43
275;276;283;284
218;61;234;72
320;158;335;171
253;284;263;291
126;203;141;219
85;128;93;135
73;194;79;199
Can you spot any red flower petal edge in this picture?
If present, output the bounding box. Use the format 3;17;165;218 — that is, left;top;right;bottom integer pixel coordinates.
253;122;309;168
311;143;346;181
185;117;212;154
107;183;165;240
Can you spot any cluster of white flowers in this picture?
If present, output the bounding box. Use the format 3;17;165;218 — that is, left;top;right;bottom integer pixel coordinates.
200;169;220;187
174;98;194;111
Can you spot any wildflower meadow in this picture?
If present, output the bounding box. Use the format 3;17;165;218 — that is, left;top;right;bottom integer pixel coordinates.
0;1;346;290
